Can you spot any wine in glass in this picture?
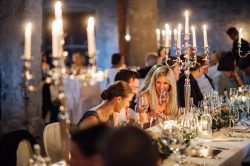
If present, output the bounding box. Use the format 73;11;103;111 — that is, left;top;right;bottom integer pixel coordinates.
159;90;169;106
138;96;149;112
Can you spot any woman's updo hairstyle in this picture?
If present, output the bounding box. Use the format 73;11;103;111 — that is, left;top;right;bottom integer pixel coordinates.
101;81;132;100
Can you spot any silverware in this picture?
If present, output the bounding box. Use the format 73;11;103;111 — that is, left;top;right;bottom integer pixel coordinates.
197;144;229;150
210;139;244;142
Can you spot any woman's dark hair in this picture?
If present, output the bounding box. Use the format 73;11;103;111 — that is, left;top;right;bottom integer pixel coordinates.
217;51;236;71
101;81;132;100
114;69;140;83
111;53;123;65
71;124;110;157
190;55;206;71
103;126;159;166
157;46;166;57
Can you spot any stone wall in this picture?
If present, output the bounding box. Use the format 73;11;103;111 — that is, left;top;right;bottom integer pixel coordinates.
157;0;250;54
43;0;119;70
0;0;43;136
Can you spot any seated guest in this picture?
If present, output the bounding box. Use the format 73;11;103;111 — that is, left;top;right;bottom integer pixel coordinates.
177;56;206;107
71;52;86;75
207;50;222;78
137;66;178;123
106;53;125;87
157;46;167;64
137;52;158;78
78;81;133;129
197;57;214;95
212;51;244;95
69;124;110;166
103;126;160;166
114;69;140;125
238;55;250;84
139;64;163;94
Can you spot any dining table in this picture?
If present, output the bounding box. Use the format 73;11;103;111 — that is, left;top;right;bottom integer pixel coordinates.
146;125;250;166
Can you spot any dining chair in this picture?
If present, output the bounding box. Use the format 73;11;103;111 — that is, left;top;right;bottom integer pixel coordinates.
43;122;64;163
16;139;34;166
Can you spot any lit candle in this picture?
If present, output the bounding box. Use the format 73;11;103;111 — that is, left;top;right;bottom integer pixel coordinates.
191;26;197;48
238;27;242;44
161;30;166;46
24;22;32;60
169;30;172;47
52;20;60;58
177;24;182;49
87;17;96;57
203;25;208;48
185;11;189;34
156;29;160;47
165;24;170;47
173;28;177;43
55;1;62;20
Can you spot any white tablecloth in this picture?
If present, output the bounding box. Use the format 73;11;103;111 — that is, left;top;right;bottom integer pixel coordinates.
147;125;250;166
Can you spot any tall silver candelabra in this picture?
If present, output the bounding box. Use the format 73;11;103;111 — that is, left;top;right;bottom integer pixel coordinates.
165;33;209;112
21;56;35;127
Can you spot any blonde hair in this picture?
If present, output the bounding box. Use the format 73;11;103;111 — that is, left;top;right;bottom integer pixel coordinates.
143;66;178;115
139;65;162;94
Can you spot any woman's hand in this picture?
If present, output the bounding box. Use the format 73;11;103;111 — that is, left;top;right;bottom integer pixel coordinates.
155;105;165;116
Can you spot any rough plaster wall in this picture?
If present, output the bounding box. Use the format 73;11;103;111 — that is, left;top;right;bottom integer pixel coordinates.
0;0;43;136
127;0;158;67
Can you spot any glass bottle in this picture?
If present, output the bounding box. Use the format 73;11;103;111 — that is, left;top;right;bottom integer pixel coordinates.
200;105;212;139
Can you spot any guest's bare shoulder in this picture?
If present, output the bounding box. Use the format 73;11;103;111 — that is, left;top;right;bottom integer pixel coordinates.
78;116;99;129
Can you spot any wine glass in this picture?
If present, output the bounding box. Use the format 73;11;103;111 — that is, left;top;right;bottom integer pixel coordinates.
159;90;169;106
229;102;239;128
138;96;149;112
211;106;221;131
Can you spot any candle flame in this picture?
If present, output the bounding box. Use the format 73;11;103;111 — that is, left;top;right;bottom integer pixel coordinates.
26;22;32;31
191;26;195;31
165;24;169;29
55;1;62;11
178;24;182;30
185;10;189;16
161;29;165;35
156;28;160;34
203;24;207;30
88;17;95;28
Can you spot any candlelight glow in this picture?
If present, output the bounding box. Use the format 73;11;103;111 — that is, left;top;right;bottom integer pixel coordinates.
88;17;95;28
125;34;131;41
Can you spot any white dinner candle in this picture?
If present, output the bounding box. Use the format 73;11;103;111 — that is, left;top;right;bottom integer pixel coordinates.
173;29;177;43
52;20;60;58
161;30;166;46
238;27;242;44
185;11;189;34
203;25;208;48
156;29;160;47
55;1;62;20
191;26;197;48
177;24;182;49
87;17;96;57
165;24;170;47
24;22;32;60
169;30;172;47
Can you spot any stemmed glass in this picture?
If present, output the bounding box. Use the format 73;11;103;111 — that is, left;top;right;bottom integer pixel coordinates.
159;89;169;106
211;105;221;131
138;96;149;112
229;101;239;128
138;96;149;129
